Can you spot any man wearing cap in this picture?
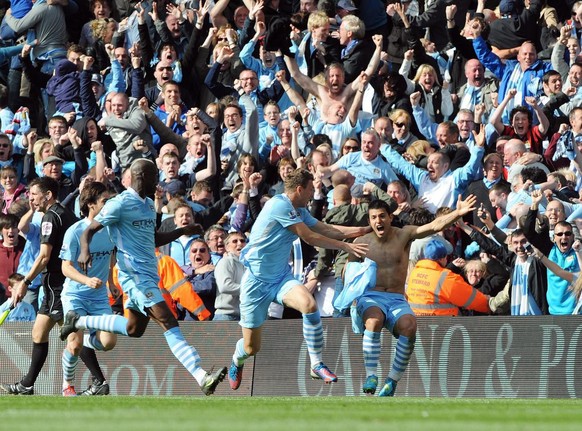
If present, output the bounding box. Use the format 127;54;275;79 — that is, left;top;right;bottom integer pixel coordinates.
407;239;492;317
346;194;477;397
23;149;82;212
336;0;357;19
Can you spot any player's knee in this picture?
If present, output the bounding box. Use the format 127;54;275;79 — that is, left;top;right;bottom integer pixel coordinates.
126;323;146;338
245;342;260;356
100;336;117;351
297;294;317;314
67;341;82;356
31;327;49;343
364;317;384;332
397;315;417;338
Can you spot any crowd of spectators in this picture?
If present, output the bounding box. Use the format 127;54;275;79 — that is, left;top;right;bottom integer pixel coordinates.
2;0;582;320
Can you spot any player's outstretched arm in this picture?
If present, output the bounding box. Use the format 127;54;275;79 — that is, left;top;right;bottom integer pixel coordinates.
288;222;368;258
154;223;204;247
311;220;371;240
409;194;477;240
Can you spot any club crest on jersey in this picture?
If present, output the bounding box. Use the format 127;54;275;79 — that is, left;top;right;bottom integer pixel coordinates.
41;222;53;236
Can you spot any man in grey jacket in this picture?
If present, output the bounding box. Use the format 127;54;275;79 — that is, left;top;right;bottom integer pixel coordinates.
99;93;156;169
5;0;68;73
213;231;247;321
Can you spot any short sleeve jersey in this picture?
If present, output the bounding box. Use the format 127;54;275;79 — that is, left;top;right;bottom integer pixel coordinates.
240;193;317;281
95;188;159;284
40;202;78;275
60;218;115;300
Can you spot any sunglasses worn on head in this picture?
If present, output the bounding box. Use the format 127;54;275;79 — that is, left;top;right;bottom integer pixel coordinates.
555;231;573;237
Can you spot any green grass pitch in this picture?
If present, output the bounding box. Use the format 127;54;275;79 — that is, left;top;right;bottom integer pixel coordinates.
1;397;581;431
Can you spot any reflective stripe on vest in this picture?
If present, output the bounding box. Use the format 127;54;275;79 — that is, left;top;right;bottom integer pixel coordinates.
432;270;449;304
408;302;458;311
168;277;190;294
191;305;207;317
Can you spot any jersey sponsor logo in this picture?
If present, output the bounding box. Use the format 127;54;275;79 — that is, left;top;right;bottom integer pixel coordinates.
91;250;113;259
132;219;156;228
41;222;53;236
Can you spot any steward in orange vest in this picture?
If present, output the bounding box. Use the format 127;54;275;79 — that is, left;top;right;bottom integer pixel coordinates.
407;240;490;316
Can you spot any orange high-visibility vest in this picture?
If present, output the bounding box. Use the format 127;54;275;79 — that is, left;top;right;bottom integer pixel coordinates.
407;259;490;316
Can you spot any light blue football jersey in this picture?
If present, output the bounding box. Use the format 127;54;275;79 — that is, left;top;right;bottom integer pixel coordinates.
95;188;160;287
240;193;317;282
60;218;115;300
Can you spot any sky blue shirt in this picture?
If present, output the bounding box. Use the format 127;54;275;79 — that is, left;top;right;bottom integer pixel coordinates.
95;188;159;286
337;152;398;188
60;218;115;301
0;299;35;322
240;193;317;282
17;213;43;290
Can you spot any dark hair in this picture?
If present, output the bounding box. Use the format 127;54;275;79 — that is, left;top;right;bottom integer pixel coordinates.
510;105;533;124
317;0;335;17
157;42;177;61
382;72;407;99
79;181;108;217
490;181;511;195
555;220;573;231
284;169;313;191
312;134;333;147
225;103;243;117
520;166;547;184
542;69;561;84
368;199;397;214
29;176;59;198
0;213;19;230
408;208;435;226
290;12;309;32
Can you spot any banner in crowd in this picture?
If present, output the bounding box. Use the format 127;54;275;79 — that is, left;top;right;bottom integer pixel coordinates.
0;316;580;398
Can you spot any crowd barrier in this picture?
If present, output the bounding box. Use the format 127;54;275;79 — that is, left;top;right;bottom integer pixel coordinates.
1;316;581;397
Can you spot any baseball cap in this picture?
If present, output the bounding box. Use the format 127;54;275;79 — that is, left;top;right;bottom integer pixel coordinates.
91;73;103;86
42;155;65;166
337;0;357;11
423;239;449;261
163;179;186;196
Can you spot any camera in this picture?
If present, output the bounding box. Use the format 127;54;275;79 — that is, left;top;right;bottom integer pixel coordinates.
524;243;534;254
